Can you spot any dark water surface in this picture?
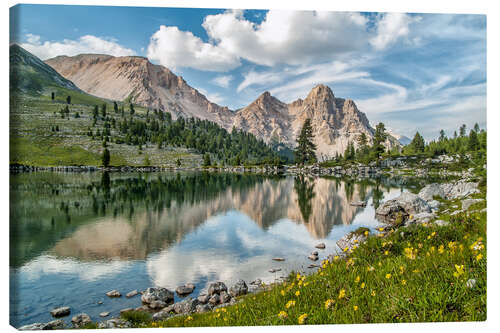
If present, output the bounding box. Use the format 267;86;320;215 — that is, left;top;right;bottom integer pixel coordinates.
10;171;406;327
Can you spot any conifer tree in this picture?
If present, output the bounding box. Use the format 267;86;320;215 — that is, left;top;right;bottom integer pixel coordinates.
294;118;317;165
411;131;425;153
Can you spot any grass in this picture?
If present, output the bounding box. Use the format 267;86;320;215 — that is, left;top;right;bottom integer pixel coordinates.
124;193;486;327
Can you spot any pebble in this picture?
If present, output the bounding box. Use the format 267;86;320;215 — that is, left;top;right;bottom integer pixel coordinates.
106;290;121;298
99;312;110;317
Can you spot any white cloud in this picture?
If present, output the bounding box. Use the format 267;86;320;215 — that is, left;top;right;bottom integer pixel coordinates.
211;75;233;88
20;34;136;60
370;13;420;50
147;25;240;72
198;88;225;104
237;70;284;93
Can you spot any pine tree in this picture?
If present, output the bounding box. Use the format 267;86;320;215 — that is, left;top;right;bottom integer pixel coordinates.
373;122;387;160
203;153;212;167
468;129;479;151
102;148;110;167
66;95;71;104
459;124;467;137
439;129;446;141
411;132;425;153
474;123;480;133
294;118;317;165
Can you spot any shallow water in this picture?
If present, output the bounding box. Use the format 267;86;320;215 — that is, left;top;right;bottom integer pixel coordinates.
10;171;405;327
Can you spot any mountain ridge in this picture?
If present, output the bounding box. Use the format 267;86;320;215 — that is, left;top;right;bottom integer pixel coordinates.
44;51;399;158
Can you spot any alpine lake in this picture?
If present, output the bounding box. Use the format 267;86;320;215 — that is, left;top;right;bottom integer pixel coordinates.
9;170;437;327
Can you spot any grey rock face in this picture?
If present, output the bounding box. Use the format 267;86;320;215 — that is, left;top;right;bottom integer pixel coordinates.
419;181;479;201
141;287;174;305
106;290;121;297
418;184;446;202
71;313;92;328
176;283;196;296
407;212;436;225
207;282;228;296
229;280;248;297
50;306;71;317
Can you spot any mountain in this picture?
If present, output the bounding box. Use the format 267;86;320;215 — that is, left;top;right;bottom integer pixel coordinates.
387;129;412;146
10;44;81;94
45;53;399;158
45;54;234;128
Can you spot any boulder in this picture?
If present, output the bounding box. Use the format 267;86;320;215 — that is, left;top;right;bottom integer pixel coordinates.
376;192;431;225
336;231;368;252
141;287;174;305
126;290;139;298
44;319;66;330
197;294;210;304
99;312;110;317
19;323;47;331
50;306;71;317
418;184;445;201
173;298;199;314
308;254;318;261
176;283;195;296
106;290;121;298
98;318;132;329
207;282;227;296
462;198;484;210
229;280;248;297
220;291;231;304
152;310;173;321
119;308;134;315
442;181;479;199
71;313;92;328
148;301;168;309
208;294;220;306
407;212;436;225
196;304;213;313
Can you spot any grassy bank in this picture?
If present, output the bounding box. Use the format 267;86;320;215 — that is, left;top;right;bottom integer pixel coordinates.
121;192;486;327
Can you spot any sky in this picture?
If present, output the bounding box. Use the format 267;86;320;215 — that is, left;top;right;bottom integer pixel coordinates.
10;4;486;140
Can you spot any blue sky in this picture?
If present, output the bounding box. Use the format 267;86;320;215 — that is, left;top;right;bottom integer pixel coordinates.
10;4;486;140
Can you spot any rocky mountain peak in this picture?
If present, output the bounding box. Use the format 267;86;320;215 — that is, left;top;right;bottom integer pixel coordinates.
306;84;335;102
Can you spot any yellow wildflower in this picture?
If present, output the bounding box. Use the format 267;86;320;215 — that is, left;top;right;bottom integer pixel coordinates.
353;305;359;311
367;266;375;272
360;282;365;289
295;290;300;297
404;247;417;260
338;289;346;299
476;253;483;261
280;290;285;296
378;227;384;232
298;313;308;325
278;311;288;319
324;299;335;309
385;273;392;279
399;266;404;274
430;246;435;253
402;280;407;285
453;264;465;278
334;255;340;261
185;316;193;322
364;230;369;237
371;290;376;297
343;247;349;252
384;250;389;255
438;245;445;254
355;276;360;283
285;300;296;308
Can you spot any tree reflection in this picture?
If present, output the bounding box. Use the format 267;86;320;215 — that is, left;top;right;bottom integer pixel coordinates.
293;175;316;223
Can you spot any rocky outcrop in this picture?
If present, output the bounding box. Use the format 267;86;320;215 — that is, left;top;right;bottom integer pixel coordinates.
418;181;479;201
229;280;248;297
141;287;174;309
50;306;70;317
375;192;431;225
336;230;368;252
71;313;92;328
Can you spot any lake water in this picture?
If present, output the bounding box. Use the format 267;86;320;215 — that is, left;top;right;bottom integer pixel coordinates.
10;171;408;328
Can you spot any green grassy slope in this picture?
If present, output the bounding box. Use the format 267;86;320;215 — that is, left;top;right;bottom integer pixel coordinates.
10;44;202;167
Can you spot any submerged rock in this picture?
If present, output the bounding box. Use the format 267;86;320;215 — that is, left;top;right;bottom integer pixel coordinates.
106;290;121;298
176;283;195;296
99;312;110;317
229;279;248;297
308;254;319;261
315;243;326;249
71;313;92;328
126;290;139;298
50;306;71;317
